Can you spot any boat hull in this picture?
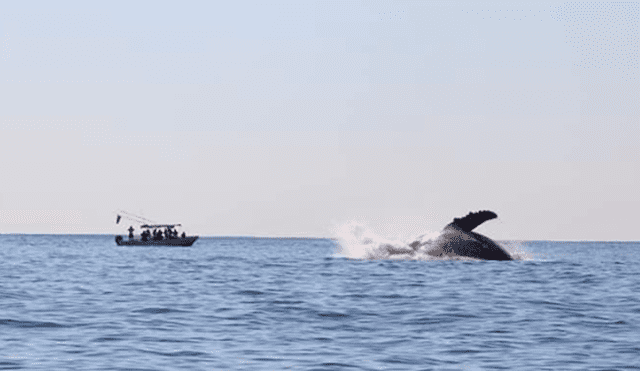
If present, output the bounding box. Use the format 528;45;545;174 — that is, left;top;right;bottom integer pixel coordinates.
116;236;198;246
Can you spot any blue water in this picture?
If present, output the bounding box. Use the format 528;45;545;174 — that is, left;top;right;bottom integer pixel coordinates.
1;235;639;370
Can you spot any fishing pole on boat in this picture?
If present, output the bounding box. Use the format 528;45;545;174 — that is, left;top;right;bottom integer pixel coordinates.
115;210;157;225
119;210;156;223
115;214;143;224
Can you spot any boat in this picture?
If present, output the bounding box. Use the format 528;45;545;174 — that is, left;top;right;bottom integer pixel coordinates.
114;212;198;246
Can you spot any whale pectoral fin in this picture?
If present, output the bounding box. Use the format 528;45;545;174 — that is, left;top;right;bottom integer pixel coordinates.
450;210;498;232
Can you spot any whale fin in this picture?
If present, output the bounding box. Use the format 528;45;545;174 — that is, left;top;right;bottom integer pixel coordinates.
449;210;497;232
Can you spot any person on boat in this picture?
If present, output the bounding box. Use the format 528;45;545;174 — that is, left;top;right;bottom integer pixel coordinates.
141;229;149;241
181;231;186;239
128;226;134;239
158;230;164;240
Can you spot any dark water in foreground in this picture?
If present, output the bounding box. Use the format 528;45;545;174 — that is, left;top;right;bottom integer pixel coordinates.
1;235;639;370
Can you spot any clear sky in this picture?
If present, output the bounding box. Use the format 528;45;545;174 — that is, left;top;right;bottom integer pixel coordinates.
0;0;638;240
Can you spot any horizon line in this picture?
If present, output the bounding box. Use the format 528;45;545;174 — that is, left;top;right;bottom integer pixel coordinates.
0;232;336;240
0;232;638;243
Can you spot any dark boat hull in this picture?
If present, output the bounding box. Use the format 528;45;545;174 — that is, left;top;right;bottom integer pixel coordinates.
116;236;198;246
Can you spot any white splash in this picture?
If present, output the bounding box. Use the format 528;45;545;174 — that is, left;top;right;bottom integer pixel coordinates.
332;221;441;260
496;240;532;261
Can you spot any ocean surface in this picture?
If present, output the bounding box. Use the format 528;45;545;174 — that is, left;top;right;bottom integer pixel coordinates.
1;234;639;370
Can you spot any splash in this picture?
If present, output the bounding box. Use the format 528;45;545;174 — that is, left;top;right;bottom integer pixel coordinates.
332;221;441;261
332;220;531;261
496;240;533;261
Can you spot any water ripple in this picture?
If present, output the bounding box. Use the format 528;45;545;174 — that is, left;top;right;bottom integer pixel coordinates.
0;319;66;328
1;236;639;370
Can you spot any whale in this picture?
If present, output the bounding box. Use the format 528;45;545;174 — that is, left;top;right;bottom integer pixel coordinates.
409;211;512;261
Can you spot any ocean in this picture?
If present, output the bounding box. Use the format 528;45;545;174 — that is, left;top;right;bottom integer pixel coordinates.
1;234;639;370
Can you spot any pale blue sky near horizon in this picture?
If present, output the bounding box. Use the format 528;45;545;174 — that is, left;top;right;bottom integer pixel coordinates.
0;0;638;240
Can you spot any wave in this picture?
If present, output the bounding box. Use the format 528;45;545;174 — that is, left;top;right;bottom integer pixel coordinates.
0;319;66;328
132;308;189;314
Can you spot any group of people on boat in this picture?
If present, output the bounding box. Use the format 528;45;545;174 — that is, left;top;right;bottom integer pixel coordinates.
128;225;186;241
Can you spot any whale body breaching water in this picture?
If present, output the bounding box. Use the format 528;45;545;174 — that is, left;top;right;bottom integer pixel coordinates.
409;210;512;261
335;211;516;261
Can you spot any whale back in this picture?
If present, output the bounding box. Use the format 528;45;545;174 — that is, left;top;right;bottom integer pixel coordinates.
448;210;497;232
410;210;512;260
436;224;512;261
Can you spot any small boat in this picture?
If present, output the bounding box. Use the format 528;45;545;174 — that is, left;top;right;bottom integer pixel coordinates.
116;236;198;246
115;212;198;246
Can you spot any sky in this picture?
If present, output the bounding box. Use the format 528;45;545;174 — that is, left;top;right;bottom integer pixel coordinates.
0;0;638;240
